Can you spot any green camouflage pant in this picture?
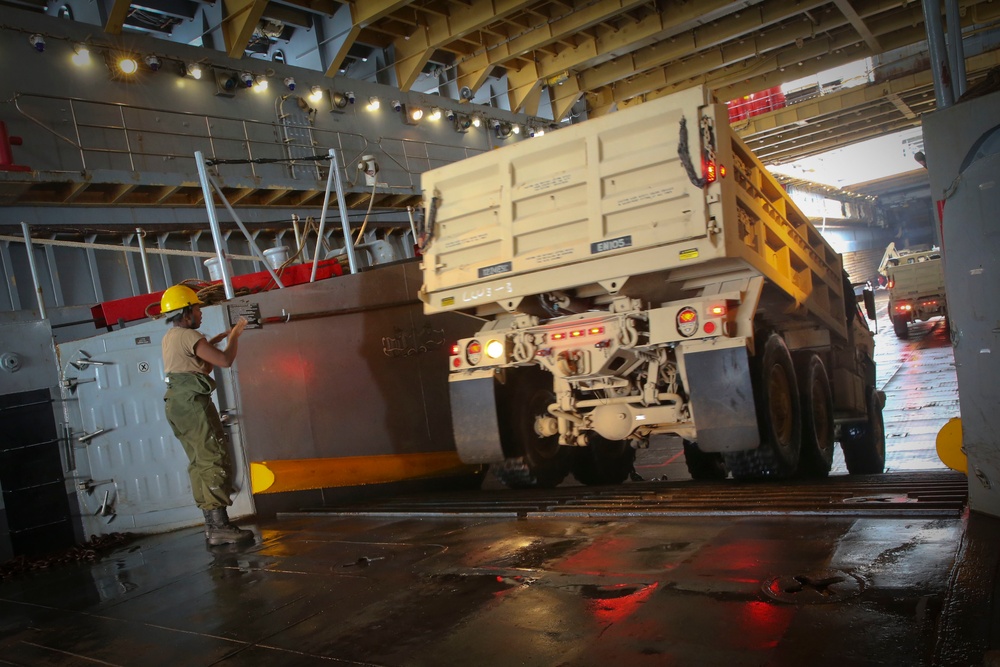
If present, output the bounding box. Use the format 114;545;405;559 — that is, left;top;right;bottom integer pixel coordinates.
164;372;233;510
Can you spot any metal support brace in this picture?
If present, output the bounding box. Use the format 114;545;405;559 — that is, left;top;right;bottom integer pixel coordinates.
20;222;47;319
0;240;22;310
312;148;357;279
42;239;65;308
135;228;153;294
194;150;234;299
157;232;173;287
83;234;104;303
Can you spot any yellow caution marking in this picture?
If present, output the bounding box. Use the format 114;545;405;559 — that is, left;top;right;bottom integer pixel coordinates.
250;451;475;494
250;462;276;494
935;417;966;474
679;248;699;261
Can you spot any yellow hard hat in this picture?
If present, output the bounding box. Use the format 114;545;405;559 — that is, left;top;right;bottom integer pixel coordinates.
160;285;202;315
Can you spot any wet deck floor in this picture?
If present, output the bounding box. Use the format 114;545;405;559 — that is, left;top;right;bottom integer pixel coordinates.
2;295;998;666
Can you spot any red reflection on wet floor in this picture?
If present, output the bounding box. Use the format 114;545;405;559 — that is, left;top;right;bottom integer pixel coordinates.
586;582;660;625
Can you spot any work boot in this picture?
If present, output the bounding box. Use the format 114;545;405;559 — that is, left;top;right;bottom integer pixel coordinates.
202;508;254;546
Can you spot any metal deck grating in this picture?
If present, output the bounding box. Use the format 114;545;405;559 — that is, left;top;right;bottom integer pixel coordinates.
283;470;968;520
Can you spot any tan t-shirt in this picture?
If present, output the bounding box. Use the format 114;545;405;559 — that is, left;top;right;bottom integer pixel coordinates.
162;327;213;375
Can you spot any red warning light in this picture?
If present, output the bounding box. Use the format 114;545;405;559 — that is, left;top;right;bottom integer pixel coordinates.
589;326;605;335
678;309;697;323
705;161;717;184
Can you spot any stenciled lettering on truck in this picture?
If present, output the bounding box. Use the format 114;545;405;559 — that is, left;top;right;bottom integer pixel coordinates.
591;235;633;254
461;280;514;304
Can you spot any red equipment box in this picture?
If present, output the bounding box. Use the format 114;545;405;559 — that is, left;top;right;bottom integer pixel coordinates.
91;258;344;329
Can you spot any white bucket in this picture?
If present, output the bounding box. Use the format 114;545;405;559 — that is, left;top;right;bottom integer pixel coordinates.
204;256;234;281
263;246;290;270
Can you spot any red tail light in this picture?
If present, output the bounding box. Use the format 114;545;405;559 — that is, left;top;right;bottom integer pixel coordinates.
705;160;717;184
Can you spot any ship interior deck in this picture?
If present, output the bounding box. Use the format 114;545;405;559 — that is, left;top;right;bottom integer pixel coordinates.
1;294;998;667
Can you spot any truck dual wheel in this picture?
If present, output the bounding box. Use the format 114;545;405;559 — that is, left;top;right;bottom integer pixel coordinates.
682;440;728;480
725;333;802;479
795;354;835;477
892;315;909;339
493;367;573;488
571;435;636;486
840;386;886;474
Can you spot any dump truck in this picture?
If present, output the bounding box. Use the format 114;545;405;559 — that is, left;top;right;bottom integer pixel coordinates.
879;243;948;339
418;86;884;488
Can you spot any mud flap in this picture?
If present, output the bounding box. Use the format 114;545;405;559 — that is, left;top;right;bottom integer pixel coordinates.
449;371;506;464
683;343;759;453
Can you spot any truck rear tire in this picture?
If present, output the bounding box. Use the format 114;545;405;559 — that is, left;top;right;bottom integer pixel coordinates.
494;367;572;488
571;436;636;486
725;333;802;479
840;386;886;474
683;440;728;480
892;315;909;339
795;354;834;478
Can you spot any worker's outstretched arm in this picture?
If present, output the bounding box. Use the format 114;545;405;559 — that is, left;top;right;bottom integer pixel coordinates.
195;317;248;368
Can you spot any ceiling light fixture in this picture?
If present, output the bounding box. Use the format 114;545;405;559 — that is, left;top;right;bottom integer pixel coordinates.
117;56;139;75
71;44;90;67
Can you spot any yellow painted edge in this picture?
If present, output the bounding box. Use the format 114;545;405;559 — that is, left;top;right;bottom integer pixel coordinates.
935;417;966;474
251;451;476;494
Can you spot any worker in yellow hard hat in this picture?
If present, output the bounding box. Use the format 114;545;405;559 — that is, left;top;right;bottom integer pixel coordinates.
159;284;253;545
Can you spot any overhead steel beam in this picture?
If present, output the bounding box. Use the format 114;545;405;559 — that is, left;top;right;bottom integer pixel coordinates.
221;0;269;59
507;61;541;112
102;0;132;35
320;0;409;77
885;92;917;119
453;0;648;96
579;0;830;94
735;71;938;137
586;3;924;115
393;0;533;92
832;0;882;52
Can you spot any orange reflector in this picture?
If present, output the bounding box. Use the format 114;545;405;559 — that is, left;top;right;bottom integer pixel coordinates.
468;342;482;353
720;164;727;178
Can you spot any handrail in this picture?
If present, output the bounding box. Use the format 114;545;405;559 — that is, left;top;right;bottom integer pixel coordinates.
10;91;486;190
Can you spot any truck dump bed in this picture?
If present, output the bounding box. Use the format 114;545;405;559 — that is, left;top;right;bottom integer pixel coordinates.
886;250;945;298
419;86;847;340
